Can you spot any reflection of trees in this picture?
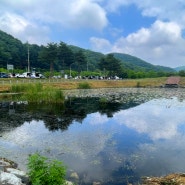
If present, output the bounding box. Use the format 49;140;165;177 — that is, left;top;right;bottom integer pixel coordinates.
0;97;142;133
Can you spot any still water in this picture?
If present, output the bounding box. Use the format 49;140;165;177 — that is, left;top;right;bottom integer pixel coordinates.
1;88;185;184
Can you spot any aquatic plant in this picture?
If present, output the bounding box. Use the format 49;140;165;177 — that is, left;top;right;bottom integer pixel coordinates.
11;83;64;104
27;153;67;185
99;97;108;104
11;83;30;93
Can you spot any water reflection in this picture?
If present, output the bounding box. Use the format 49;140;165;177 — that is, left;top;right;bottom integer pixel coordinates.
1;90;185;184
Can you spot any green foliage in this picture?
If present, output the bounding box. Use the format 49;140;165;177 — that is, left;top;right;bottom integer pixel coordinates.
74;50;87;72
11;83;64;104
11;83;31;93
27;153;67;185
80;71;101;77
0;68;8;73
58;42;75;68
99;54;123;77
99;97;108;105
179;70;185;77
78;82;91;89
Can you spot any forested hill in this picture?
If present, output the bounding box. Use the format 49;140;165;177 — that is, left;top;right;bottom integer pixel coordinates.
67;45;174;72
0;29;175;73
112;53;174;72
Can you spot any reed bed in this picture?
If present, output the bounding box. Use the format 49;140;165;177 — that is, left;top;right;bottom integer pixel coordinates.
10;83;64;104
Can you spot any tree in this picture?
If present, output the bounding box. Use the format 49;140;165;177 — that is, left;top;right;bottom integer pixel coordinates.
99;54;123;77
179;70;185;77
39;43;58;77
58;42;75;69
75;50;87;73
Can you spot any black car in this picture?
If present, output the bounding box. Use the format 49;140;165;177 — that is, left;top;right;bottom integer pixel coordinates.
0;72;9;78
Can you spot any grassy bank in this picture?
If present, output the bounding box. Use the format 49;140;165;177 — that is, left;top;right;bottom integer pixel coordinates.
0;77;170;93
8;83;64;103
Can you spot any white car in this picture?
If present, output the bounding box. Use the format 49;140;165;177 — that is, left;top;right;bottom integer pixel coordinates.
31;72;45;78
16;72;31;78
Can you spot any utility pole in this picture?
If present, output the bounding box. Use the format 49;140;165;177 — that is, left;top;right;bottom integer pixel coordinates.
27;42;30;72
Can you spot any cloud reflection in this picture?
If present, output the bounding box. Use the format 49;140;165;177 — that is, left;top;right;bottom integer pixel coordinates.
113;98;185;140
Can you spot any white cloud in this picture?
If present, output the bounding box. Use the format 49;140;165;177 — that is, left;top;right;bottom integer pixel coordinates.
0;12;50;45
0;0;108;44
0;13;28;33
1;0;108;30
112;20;185;67
68;0;108;30
90;37;111;53
105;0;132;12
85;112;109;125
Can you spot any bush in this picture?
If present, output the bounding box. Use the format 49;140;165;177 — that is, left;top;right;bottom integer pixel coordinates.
78;82;91;89
27;153;67;185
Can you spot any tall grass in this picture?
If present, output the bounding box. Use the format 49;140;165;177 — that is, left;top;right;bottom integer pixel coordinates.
11;83;64;104
78;82;91;89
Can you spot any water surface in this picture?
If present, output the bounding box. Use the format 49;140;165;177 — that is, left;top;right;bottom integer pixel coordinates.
1;88;185;184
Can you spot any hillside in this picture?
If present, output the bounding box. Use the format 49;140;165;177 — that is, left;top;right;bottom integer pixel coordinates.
0;29;175;73
68;45;104;70
68;46;175;72
112;53;174;72
174;66;185;72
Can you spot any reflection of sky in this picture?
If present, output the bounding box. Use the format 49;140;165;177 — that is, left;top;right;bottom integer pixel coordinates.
1;97;185;182
86;98;185;141
113;97;185;140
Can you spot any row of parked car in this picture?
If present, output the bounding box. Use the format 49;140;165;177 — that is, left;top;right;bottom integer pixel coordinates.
0;72;45;78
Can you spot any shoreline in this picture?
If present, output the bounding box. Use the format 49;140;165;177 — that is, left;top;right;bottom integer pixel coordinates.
1;156;185;185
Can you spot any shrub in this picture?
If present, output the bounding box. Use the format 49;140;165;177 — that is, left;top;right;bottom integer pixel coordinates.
27;153;67;185
78;82;91;89
136;81;140;87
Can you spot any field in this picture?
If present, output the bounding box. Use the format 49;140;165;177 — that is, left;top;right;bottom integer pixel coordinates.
0;77;170;92
1;77;185;93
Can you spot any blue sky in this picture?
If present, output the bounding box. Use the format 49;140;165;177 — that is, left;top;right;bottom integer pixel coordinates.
0;0;185;68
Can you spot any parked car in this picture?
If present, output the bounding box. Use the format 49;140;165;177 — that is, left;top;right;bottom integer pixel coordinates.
0;72;9;78
31;72;45;78
16;72;31;78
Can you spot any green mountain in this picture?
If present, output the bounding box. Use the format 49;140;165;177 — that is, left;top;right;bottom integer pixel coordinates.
68;46;175;72
174;66;185;72
0;29;175;73
112;53;174;72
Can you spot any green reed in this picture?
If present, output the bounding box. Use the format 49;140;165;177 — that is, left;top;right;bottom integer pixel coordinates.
10;83;64;104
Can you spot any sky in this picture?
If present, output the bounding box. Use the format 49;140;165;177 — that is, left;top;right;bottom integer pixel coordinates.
0;0;185;68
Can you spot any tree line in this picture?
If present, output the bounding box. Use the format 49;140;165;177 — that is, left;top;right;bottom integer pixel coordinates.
0;29;181;78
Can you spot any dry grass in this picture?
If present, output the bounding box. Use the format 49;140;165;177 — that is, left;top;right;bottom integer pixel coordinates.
0;77;175;92
179;77;185;86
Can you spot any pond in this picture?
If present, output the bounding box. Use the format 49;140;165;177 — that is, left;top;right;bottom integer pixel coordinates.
1;88;185;184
